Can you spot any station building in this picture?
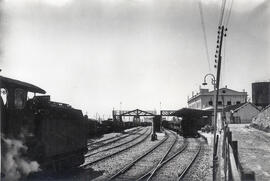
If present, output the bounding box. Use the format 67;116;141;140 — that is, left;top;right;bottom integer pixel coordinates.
187;86;248;110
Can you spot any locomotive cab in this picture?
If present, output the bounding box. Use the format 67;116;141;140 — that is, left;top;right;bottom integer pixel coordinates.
1;76;46;138
1;76;87;171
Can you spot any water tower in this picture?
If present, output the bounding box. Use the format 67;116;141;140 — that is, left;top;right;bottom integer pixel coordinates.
252;82;270;108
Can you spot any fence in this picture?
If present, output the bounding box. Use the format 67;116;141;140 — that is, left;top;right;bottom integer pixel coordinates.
222;124;255;181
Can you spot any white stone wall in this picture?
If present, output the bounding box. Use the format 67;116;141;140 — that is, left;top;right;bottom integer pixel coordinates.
190;95;246;110
188;88;247;110
188;97;202;109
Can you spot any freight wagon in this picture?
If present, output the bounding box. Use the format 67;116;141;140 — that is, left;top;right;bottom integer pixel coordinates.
86;118;151;138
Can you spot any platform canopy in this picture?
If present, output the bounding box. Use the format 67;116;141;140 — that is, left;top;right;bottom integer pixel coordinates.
0;76;46;94
171;108;213;118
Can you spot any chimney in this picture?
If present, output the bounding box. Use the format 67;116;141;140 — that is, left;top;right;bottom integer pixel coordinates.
200;88;209;94
225;85;227;88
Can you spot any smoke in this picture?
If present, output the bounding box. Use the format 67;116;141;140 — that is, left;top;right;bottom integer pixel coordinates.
1;135;40;181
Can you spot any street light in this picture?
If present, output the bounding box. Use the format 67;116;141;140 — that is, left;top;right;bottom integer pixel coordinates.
202;73;218;173
202;73;216;128
202;73;216;87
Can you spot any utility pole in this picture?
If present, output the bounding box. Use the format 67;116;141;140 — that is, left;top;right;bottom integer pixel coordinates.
213;25;227;181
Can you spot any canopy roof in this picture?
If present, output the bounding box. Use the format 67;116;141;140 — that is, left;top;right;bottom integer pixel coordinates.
0;76;46;94
172;108;213;118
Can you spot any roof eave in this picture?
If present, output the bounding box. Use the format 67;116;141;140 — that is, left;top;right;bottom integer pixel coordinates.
0;76;46;94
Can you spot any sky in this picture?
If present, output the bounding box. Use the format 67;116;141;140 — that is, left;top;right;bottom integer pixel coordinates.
0;0;269;119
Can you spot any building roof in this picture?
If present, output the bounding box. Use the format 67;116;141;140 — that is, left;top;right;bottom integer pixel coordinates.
223;102;259;113
172;108;212;118
223;103;246;112
0;76;46;94
207;87;246;95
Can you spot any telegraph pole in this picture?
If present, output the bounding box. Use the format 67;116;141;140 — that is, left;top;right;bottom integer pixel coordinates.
213;25;227;180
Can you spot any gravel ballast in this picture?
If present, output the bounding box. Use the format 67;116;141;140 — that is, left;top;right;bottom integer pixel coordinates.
182;138;211;181
87;127;142;149
83;127;151;167
85;127;148;157
150;138;201;181
89;129;165;180
114;130;177;180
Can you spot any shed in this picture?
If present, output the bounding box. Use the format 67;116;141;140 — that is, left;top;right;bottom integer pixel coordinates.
224;102;260;124
172;108;212;118
172;108;213;130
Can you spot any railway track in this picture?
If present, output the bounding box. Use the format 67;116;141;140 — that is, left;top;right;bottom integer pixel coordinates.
87;127;143;152
137;137;187;181
81;127;152;169
149;137;202;181
108;130;185;181
177;141;201;181
85;127;149;158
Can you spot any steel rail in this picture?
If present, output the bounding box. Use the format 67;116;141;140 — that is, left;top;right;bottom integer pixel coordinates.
87;127;142;147
85;128;149;158
87;127;143;152
107;130;171;180
145;131;178;181
177;142;202;181
81;127;152;169
137;138;188;181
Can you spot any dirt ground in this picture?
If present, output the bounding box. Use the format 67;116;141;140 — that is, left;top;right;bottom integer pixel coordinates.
229;124;270;181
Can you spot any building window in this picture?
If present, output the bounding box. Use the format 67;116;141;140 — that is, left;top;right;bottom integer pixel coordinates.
218;101;222;105
236;101;241;104
1;88;7;106
235;116;241;123
227;101;231;106
208;101;213;106
14;88;27;109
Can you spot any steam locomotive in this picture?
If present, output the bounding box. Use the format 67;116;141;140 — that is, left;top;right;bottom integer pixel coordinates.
0;76;88;171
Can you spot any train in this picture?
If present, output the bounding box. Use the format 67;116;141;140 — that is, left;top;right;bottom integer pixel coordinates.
0;76;88;172
86;118;151;137
162;116;211;137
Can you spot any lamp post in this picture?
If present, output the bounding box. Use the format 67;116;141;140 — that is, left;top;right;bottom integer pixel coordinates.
202;73;217;143
202;73;217;128
120;102;122;114
202;73;216;88
202;73;218;177
119;102;122;122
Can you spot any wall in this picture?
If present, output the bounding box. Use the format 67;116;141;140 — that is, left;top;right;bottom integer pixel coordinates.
188;88;247;110
230;104;259;124
251;105;270;132
188;96;202;109
200;95;246;110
